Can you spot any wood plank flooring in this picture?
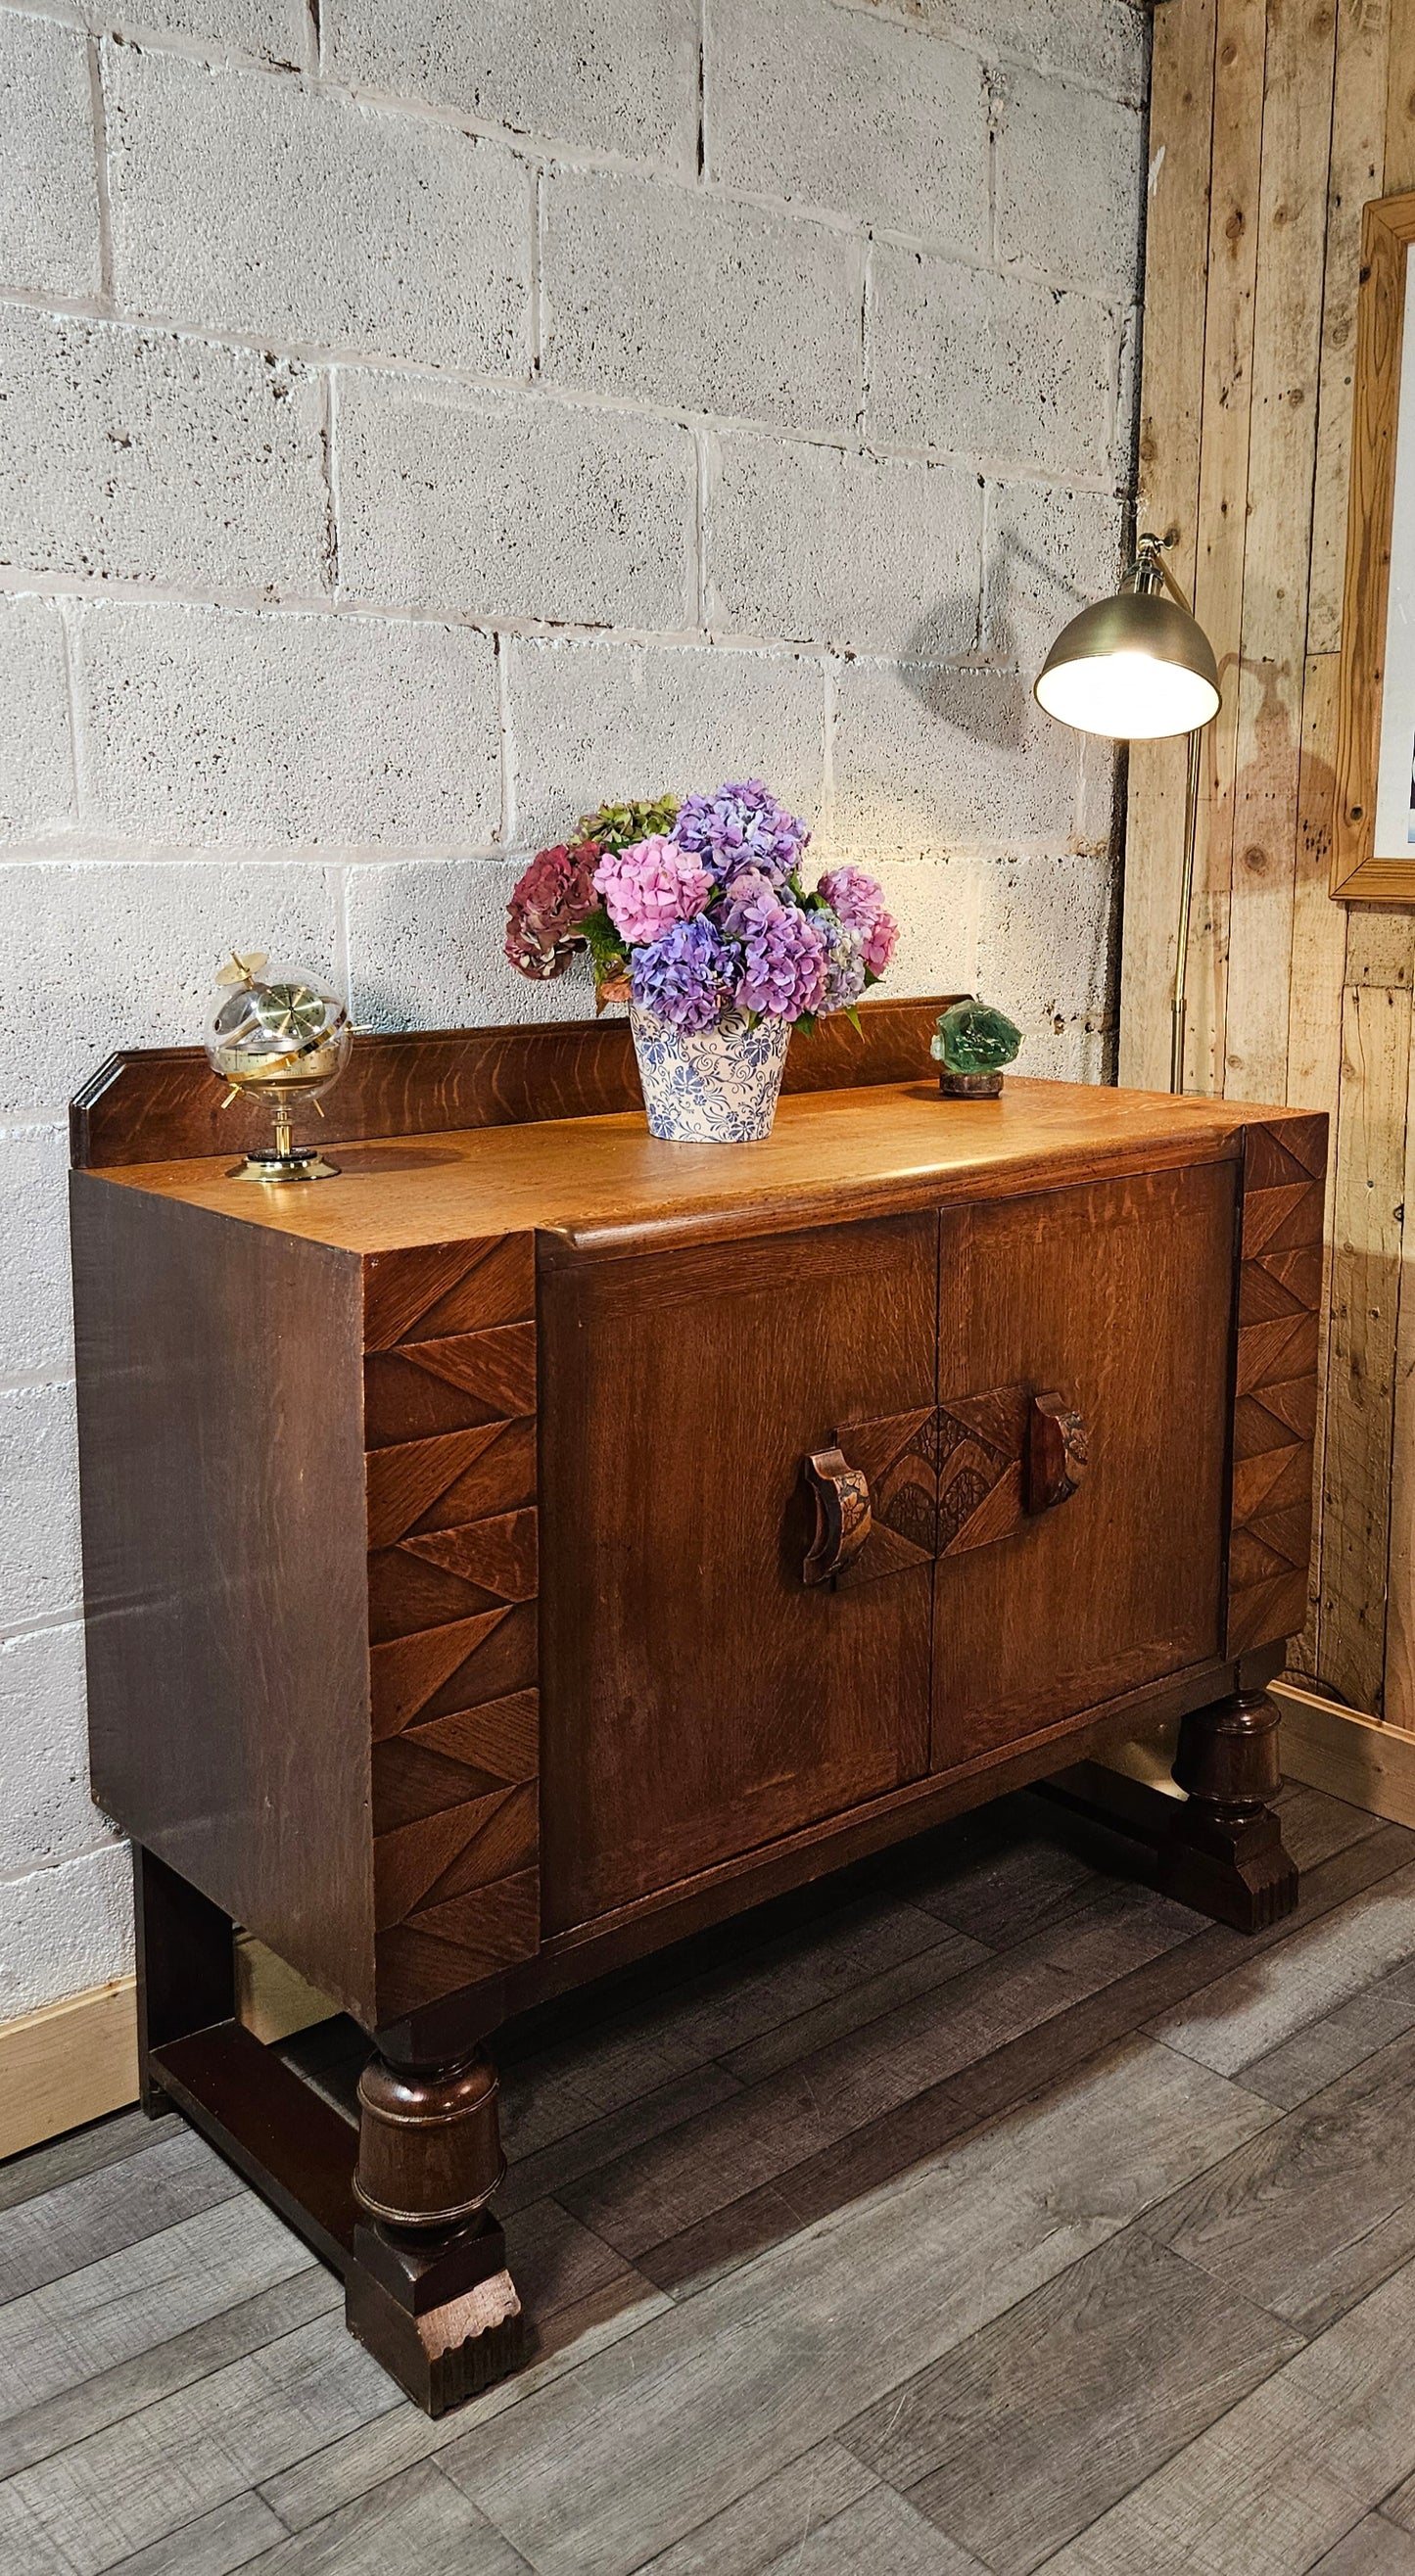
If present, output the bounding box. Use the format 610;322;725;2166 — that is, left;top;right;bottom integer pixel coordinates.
5;1785;1415;2574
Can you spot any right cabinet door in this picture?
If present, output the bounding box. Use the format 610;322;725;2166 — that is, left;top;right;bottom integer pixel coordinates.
933;1160;1236;1769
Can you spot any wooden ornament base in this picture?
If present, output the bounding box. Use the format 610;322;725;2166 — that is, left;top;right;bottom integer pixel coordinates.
937;1068;1004;1098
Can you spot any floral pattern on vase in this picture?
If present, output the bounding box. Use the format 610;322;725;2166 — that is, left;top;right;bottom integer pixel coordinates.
630;1005;792;1143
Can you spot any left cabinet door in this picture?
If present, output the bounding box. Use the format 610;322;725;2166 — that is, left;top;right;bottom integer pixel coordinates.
539;1210;937;1932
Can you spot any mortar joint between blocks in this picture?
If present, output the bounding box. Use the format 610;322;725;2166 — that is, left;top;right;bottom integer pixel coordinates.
86;32;115;310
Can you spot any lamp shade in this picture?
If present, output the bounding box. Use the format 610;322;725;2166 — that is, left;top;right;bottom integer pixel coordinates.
1034;587;1221;740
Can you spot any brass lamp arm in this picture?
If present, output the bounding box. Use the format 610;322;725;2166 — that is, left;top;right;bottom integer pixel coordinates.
1128;531;1196;614
1122;533;1204;1093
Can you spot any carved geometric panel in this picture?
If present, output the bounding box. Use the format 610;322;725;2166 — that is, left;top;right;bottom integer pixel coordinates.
364;1234;541;2023
936;1385;1030;1555
831;1384;1037;1581
832;1406;938;1583
1227;1117;1326;1657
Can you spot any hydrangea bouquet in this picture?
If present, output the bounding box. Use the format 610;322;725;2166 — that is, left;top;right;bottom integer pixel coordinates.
503;782;898;1142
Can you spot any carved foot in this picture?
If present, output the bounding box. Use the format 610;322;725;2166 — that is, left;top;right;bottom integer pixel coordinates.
1157;1688;1299;1933
345;2047;525;2415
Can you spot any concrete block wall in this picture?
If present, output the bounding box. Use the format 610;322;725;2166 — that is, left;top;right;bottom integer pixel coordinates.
0;0;1148;2020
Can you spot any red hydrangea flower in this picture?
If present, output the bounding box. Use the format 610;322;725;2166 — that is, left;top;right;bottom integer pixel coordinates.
504;841;599;980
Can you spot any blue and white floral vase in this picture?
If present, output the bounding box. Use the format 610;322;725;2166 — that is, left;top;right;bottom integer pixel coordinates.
630;1005;792;1143
502;780;903;1143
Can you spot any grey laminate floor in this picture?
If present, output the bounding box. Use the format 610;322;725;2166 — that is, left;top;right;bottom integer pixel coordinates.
6;1782;1415;2575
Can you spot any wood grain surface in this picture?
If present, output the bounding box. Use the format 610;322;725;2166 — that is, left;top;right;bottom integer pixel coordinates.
76;1054;1326;2058
1332;187;1415;899
537;1213;937;1934
933;1165;1236;1766
1227;1114;1327;1656
71;1176;377;2025
1220;0;1335;1100
85;1077;1280;1262
11;1785;1415;2570
70;997;961;1171
843;2224;1301;2572
1122;0;1415;1730
1118;0;1214;1092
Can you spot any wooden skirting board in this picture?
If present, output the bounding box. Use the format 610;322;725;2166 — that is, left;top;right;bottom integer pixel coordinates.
0;1938;337;2162
1271;1681;1415;1830
0;1979;138;2161
2;1693;1409;2161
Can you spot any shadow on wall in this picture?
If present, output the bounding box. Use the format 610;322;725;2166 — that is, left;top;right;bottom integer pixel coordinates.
900;524;1102;732
898;646;1034;745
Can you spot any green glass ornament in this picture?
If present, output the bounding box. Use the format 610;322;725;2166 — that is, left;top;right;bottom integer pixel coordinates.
930;998;1022;1097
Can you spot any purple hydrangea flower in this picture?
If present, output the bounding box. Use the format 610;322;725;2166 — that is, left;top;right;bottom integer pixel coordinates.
717;866;785;942
814;865;899;976
720;873;828;1021
816;906;869;1014
631;913;735;1029
593;834;713;947
675;778;811;887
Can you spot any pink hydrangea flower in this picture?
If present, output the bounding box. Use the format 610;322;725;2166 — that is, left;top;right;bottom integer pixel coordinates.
593;835;712;948
815;865;898;977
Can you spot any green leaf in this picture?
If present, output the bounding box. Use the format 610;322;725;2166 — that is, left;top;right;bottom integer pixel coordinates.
580;904;629;984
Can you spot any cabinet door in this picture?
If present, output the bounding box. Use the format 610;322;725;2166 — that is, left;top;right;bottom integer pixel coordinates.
540;1212;935;1931
934;1162;1235;1768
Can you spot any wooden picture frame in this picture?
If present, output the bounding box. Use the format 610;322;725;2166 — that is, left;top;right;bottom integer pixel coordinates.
1333;190;1415;900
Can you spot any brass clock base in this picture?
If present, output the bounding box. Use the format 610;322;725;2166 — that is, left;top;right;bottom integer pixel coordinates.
228;1147;341;1184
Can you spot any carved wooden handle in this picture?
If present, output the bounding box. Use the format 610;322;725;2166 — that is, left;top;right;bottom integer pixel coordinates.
802;1448;873;1584
1027;1390;1088;1514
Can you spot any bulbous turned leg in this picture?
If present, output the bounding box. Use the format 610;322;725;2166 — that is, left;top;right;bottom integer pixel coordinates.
344;2046;525;2415
1158;1687;1298;1932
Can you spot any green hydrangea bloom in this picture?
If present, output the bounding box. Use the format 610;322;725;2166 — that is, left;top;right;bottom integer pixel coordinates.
573;796;679;855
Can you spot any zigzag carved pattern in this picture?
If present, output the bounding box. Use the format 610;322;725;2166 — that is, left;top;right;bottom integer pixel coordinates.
1227;1116;1326;1658
363;1235;541;2021
833;1386;1034;1582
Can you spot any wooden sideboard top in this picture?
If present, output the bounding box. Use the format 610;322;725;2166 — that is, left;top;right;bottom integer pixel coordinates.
83;1075;1289;1259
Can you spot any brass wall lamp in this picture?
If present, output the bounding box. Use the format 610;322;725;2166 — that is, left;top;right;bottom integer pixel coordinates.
1035;532;1221;1094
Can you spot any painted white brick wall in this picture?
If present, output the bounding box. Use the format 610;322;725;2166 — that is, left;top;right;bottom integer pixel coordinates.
0;309;330;590
336;377;699;629
0;13;100;299
0;0;1148;2021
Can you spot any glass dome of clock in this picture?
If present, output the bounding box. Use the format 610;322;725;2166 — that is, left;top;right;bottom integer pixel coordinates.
204;953;351;1102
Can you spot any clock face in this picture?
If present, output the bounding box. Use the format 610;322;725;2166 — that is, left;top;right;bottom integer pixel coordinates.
205;960;351;1092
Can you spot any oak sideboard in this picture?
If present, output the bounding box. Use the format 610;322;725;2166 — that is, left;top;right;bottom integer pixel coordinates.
70;999;1326;2412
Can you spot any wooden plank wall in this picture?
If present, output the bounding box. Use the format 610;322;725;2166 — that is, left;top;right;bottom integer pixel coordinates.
1123;0;1415;1723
